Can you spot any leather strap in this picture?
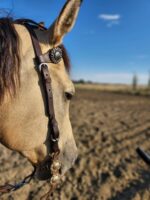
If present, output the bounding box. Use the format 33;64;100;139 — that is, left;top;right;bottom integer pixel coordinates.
21;22;60;154
38;51;53;64
41;64;59;153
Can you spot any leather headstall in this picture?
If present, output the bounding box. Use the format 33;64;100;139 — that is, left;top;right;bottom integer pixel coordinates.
16;19;61;158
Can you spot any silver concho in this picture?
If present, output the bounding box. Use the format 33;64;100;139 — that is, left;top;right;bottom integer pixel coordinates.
50;47;62;64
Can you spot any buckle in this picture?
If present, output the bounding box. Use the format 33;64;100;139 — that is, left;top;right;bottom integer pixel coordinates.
51;135;59;142
38;63;48;72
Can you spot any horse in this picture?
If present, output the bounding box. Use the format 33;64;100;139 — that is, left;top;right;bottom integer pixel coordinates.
0;0;83;193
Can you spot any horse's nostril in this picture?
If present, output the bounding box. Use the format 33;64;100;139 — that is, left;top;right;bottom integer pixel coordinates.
65;92;73;100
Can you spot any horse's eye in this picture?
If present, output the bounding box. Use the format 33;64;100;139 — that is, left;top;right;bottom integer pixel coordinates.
65;92;73;100
50;47;62;64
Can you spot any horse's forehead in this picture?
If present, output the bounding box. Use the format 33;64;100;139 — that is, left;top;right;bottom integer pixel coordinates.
15;25;70;74
15;24;51;55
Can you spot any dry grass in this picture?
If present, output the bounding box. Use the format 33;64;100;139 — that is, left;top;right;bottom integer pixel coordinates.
75;83;150;96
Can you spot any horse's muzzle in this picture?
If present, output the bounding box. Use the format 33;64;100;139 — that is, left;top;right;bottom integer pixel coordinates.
35;157;52;180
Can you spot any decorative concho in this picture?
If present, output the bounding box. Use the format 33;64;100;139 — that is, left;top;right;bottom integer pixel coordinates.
49;47;62;64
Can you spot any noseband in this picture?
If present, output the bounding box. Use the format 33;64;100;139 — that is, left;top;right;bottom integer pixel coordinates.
0;19;62;196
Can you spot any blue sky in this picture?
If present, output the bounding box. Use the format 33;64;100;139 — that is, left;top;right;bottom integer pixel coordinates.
0;0;150;84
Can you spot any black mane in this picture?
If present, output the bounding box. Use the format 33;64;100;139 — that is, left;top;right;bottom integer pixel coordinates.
0;17;20;103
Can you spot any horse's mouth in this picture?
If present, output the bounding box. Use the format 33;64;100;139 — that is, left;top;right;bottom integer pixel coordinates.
34;151;77;181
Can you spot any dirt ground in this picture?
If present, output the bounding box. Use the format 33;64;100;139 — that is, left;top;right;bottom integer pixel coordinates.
0;88;150;200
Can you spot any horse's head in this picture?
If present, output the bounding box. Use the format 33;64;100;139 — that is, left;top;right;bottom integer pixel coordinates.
0;0;82;180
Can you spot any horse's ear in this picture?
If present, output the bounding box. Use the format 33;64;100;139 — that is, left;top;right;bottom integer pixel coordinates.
48;0;83;46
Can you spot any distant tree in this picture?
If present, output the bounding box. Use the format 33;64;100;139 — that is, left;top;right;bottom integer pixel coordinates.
87;80;93;84
78;79;85;84
132;73;138;91
73;79;85;84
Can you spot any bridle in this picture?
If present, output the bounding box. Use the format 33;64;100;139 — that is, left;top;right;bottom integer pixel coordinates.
0;19;63;197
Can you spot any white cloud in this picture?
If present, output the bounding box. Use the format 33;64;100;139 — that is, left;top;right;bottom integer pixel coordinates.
98;13;121;27
107;20;120;28
99;14;121;21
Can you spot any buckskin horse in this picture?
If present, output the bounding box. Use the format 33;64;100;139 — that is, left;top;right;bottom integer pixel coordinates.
0;0;83;197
